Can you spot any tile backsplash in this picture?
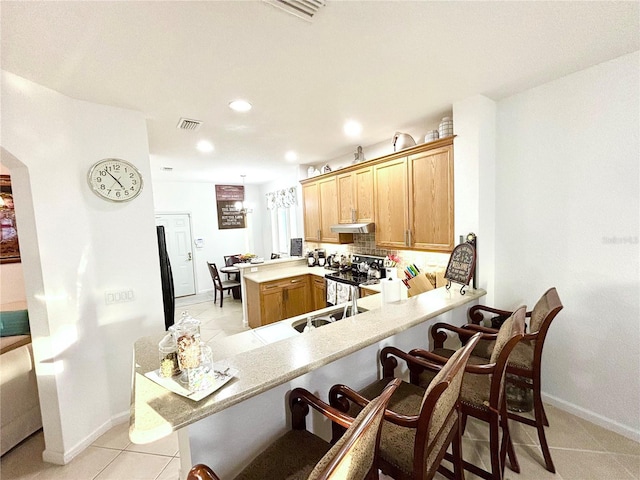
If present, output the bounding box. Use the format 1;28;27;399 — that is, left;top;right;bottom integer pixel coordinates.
305;233;450;270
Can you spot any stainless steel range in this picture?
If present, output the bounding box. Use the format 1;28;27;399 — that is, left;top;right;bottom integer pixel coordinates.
325;254;386;306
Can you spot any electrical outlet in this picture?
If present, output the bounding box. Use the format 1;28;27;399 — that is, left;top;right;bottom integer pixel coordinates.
105;289;135;305
251;267;258;272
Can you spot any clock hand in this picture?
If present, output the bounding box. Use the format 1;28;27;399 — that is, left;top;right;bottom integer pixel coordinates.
105;170;124;189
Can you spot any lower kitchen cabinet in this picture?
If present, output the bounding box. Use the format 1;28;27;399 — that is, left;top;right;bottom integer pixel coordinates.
246;275;313;328
311;276;327;310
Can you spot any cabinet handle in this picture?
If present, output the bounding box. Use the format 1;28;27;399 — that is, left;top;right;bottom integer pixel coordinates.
264;285;279;290
351;208;356;223
404;230;408;246
317;229;321;240
408;229;412;246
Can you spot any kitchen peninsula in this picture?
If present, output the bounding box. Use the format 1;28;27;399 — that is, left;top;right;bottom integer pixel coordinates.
129;282;486;479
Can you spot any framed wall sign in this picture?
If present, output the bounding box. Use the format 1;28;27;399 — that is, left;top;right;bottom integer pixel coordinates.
216;185;246;229
0;175;20;264
444;233;477;295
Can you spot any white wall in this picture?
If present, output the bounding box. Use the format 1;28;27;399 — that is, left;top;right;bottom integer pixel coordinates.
1;71;164;463
453;96;497;303
152;181;265;294
495;52;640;439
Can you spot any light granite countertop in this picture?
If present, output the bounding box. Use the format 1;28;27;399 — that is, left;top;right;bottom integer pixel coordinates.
129;286;486;445
241;264;330;283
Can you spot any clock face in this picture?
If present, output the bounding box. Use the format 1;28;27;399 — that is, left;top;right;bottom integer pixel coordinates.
88;158;143;202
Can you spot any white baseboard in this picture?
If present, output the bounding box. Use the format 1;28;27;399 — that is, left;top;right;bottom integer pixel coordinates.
42;411;129;465
542;392;640;443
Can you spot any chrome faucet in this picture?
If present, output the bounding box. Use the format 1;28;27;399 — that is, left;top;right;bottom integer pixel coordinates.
343;285;359;318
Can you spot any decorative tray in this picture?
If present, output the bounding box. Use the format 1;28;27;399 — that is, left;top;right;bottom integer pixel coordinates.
144;363;238;402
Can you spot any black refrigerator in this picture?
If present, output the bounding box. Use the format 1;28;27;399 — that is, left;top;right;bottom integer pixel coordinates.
156;226;175;330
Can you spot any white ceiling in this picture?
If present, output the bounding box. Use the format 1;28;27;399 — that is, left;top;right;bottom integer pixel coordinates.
2;1;638;185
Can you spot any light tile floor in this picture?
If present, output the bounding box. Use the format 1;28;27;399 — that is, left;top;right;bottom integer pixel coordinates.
2;293;639;479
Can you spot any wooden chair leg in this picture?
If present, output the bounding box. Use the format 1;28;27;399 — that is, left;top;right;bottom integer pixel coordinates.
213;287;217;304
489;416;502;480
219;290;224;307
452;418;465;480
533;390;555;473
501;400;519;474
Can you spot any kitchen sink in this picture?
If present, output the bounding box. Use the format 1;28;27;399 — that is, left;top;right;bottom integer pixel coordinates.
292;318;332;333
292;306;368;333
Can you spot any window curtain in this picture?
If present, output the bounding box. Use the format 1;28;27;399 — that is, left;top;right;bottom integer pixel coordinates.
265;187;297;210
267;187;298;255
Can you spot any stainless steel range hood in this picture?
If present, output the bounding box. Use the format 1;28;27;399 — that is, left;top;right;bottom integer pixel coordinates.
330;223;375;234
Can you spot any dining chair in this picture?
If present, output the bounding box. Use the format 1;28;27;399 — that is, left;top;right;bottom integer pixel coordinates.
223;255;241;281
329;332;483;480
187;378;401;480
407;306;527;480
207;262;240;307
464;288;563;472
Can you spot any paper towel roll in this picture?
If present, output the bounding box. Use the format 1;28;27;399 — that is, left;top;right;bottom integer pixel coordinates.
381;278;402;303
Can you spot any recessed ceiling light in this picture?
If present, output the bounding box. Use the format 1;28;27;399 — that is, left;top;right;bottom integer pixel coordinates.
229;100;252;112
285;151;298;162
196;140;214;153
162;167;173;172
343;120;362;137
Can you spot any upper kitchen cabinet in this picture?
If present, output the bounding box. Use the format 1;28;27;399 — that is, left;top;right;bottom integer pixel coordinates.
374;139;454;252
408;145;454;251
337;166;374;224
302;177;354;244
373;158;409;248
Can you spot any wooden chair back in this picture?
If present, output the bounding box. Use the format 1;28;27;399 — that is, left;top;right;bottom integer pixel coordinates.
485;305;526;411
527;287;563;368
308;378;401;480
223;255;240;267
414;332;482;479
207;262;222;290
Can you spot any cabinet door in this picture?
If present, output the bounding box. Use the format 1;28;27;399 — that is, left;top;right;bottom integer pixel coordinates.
374;158;409;248
283;277;310;318
260;285;284;326
311;276;327;310
354;167;374;223
302;182;320;241
318;177;339;242
337;167;374;224
337;172;355;224
408;145;454;251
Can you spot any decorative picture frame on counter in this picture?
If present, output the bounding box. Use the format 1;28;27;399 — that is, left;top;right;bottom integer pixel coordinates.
0;175;20;264
444;233;476;295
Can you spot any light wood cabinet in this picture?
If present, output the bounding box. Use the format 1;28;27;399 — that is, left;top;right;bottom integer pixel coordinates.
337;167;374;224
303;177;353;244
311;276;327;310
302;182;321;242
246;274;313;328
408;146;454;251
374;144;454;252
373;158;409;248
302;137;454;252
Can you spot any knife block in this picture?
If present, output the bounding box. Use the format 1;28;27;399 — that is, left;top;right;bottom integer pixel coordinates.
406;273;436;297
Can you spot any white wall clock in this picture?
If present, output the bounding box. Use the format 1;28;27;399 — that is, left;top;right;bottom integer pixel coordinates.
87;158;143;202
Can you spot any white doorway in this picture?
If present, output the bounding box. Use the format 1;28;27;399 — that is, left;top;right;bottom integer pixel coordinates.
155;213;196;297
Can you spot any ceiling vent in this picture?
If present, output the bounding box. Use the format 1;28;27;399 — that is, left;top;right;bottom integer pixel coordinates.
263;0;326;21
176;118;202;131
